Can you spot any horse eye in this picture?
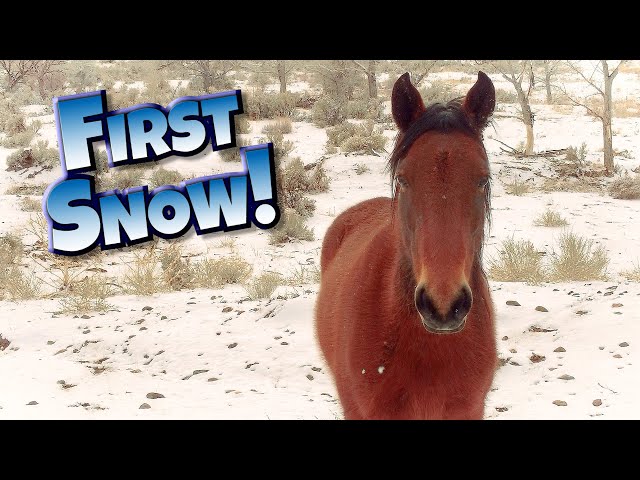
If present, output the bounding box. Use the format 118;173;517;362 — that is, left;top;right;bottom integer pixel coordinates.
477;177;489;188
396;176;409;189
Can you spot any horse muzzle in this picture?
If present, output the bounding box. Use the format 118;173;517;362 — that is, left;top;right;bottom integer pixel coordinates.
414;284;472;334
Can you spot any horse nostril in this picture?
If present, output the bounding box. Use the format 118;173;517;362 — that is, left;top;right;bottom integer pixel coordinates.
448;287;473;323
414;285;438;321
415;286;436;318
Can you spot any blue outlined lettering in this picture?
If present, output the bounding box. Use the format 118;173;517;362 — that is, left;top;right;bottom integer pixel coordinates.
43;89;281;256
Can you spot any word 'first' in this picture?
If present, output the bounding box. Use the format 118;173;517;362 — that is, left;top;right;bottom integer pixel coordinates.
54;89;243;172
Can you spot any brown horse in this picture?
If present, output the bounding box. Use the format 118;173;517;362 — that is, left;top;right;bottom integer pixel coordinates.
315;71;498;420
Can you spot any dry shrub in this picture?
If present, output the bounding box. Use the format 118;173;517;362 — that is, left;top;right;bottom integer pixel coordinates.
504;177;531;196
1;234;38;301
158;243;194;290
277;157;330;217
262;131;295;161
533;208;569;227
269;209;314;244
0;267;41;300
219;136;251;163
19;197;41;212
494;89;518;104
0;120;41;149
354;163;370;175
621;261;640;282
107;85;143;111
551;104;574;115
245;271;283;300
549;231;609;281
614;98;640;118
311;96;345;127
540;177;603;194
25;214;48;248
245;92;298;120
286;264;320;285
97;165;145;192
420;80;457;105
5;140;58;171
608;174;640;199
262;117;292;136
235;114;252;134
215;236;237;251
0;99;26;135
59;275;113;313
122;248;165;295
0;233;23;266
488;238;546;284
193;255;252;289
148;167;184;189
326;120;387;154
343;98;384;120
5;182;48;195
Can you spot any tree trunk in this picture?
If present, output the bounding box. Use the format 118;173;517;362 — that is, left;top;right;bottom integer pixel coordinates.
544;62;553;104
277;60;287;94
202;73;212;92
525;124;534;155
367;60;378;99
602;61;614;174
514;82;535;155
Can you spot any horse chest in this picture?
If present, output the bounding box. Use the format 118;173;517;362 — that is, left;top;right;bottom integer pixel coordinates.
348;336;492;419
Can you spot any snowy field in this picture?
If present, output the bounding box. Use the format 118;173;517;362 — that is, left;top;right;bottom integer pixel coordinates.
1;63;639;419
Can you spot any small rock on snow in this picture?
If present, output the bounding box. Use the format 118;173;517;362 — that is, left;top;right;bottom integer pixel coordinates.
554;347;566;353
619;342;629;347
593;399;602;407
142;306;153;311
139;403;151;409
506;300;521;306
552;400;568;407
530;353;546;363
146;392;165;399
306;374;314;381
535;306;548;312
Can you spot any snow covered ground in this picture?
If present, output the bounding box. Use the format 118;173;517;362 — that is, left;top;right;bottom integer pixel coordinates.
1;63;640;419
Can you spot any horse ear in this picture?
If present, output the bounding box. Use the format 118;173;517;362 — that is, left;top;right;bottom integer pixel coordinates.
463;71;495;130
392;72;426;132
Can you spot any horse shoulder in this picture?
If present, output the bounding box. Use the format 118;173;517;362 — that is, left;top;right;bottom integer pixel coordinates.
320;197;392;271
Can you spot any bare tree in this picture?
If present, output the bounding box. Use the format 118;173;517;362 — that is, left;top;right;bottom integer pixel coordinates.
540;60;561;104
161;60;239;93
244;60;296;93
0;60;42;90
351;60;378;99
557;60;626;174
480;60;536;155
310;60;361;102
397;60;440;87
30;61;65;100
